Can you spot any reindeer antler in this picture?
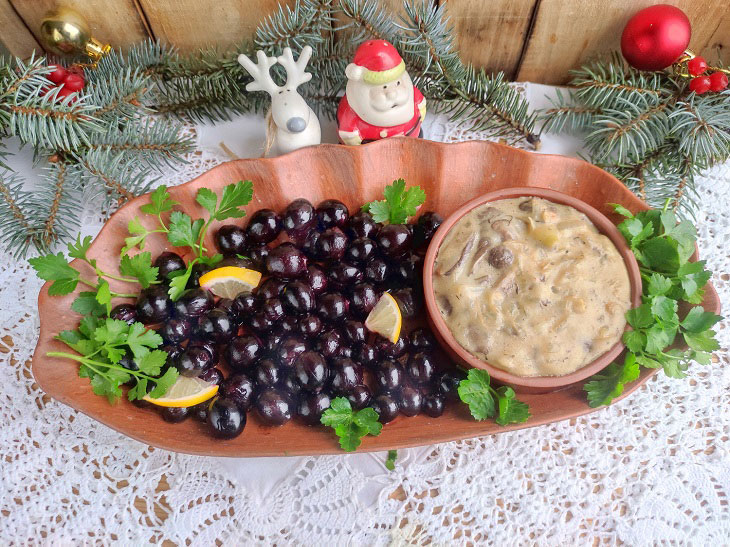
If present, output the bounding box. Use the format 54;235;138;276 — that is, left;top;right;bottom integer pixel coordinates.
238;50;280;95
277;46;313;90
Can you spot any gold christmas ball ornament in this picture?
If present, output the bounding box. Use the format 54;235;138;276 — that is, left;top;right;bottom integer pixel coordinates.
40;7;111;60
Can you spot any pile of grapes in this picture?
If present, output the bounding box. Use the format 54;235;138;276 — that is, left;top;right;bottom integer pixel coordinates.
112;198;465;439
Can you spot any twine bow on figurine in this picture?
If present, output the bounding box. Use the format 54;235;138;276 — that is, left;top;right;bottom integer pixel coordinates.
238;46;321;156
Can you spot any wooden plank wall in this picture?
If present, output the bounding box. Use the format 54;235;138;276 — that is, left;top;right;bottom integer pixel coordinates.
1;0;728;84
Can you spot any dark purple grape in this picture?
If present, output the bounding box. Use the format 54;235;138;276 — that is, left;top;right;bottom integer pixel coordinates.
377;224;412;258
186;262;212;289
406;352;437;385
339;346;353;359
154;251;186;279
248;312;274;337
191;401;210;422
399;386;423;416
248;246;270;269
254;358;282;388
315;227;348;261
257;278;286;301
208;397;246;438
175;347;213;377
347;385;372;410
280;373;302;397
422;392;445;417
298;314;323;338
375;360;405;391
110;303;137;325
195;308;234;342
350;283;378;318
316;292;349;323
226;335;262;371
375;335;409;359
390;253;423;285
220;373;255;410
356;343;380;367
281;281;315;315
264;331;284;353
293;351;328;391
283;198;316;234
174;288;214;318
162;316;192;343
346;211;378;239
345;237;377;264
232;292;258;319
437;370;464;401
276;316;298;334
136;285;170;323
162;406;190;423
316;328;342;359
247;209;282;245
302;265;328;295
188;339;219;364
199;367;224;386
297;391;331;425
215;225;247;256
161;343;183;363
261;297;285;322
327;263;363;289
275;336;308;368
118;353;139;372
301;229;321;259
371;393;399;423
316;199;349;229
342;320;367;345
266;245;308;279
329;358;363;395
218;256;256;271
413;211;443;248
255;388;293;426
364;257;389;285
216;297;235;314
410;327;436;352
392;287;421;319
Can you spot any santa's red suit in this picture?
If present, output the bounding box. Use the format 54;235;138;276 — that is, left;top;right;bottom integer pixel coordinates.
337;88;425;142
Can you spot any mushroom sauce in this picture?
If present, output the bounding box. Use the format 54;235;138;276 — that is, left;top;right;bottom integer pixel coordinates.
432;197;631;377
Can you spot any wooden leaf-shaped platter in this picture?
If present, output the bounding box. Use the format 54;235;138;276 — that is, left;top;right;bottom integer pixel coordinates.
32;138;721;457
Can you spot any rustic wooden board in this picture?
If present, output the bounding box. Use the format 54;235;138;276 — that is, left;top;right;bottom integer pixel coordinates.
0;0;42;57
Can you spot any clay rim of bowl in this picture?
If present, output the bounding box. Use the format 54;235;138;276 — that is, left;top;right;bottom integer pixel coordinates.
422;186;643;390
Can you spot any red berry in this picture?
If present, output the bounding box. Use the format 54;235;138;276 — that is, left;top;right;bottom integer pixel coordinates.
708;71;729;92
687;56;708;76
689;76;712;94
62;73;85;92
56;87;77;102
47;65;68;84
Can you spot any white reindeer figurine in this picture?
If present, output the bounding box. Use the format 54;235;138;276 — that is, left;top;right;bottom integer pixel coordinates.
238;46;321;156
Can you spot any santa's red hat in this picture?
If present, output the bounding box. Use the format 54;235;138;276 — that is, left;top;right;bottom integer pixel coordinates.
345;40;405;85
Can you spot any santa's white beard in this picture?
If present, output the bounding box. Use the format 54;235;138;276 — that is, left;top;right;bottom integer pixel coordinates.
346;80;415;127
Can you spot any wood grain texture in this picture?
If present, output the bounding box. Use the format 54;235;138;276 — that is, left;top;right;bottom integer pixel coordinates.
31;138;721;457
442;0;537;77
137;0;295;52
9;0;150;52
0;0;42;57
517;0;730;84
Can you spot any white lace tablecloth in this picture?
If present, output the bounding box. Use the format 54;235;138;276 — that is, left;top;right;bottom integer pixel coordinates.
2;84;728;545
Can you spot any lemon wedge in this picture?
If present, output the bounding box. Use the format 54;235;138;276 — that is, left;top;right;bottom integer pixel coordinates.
199;266;262;299
143;376;219;408
365;292;402;343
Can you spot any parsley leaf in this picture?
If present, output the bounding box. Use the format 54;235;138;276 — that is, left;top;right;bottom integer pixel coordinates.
385;449;398;471
167;211;204;249
362;179;426;224
140;185;177;215
148;367;179;399
167;259;196;301
584;353;640;407
680;307;722;333
119;252;158;288
321;397;383;451
67;234;93;260
28;252;79;295
209;181;254;221
95;279;112;315
457;369;530;425
126;322;164;359
494;386;531;425
71;291;107;317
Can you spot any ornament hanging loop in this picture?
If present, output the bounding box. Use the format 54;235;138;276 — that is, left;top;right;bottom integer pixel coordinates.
40;6;111;62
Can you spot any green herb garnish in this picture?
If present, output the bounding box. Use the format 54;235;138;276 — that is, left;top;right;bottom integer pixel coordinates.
362;178;426;224
457;369;530;425
321;397;383;451
385;449;398;470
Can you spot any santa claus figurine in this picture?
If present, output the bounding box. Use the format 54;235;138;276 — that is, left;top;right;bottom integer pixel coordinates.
337;40;426;146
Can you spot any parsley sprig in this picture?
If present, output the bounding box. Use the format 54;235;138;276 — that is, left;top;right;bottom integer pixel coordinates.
457;369;531;425
584;202;722;407
362;178;426;224
320;397;383;451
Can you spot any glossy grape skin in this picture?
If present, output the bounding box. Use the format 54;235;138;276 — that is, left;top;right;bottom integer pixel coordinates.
302;265;328;295
266;243;308;279
327;263;363;290
154;252;186;279
191;401;210;422
345;237;377;264
198;367;224;386
399;386;423;416
409;327;436;352
136;285;171;323
329;358;363;395
162;406;190;423
162;316;192;343
254;358;283;388
281;281;315;315
244;310;272;335
283;198;316;234
355;343;380;367
316;292;349;323
342;320;367;345
297;392;331;425
195;308;235;342
175;347;213;377
413;211;443;248
161;343;183;364
220;373;255;410
375;335;409;359
364;257;389;285
392;287;421;319
216;297;235;315
346;211;379;239
110;303;137;325
298;314;324;338
422;392;445;417
226;335;262;371
315;228;348;261
218;255;256;270
248;246;270;269
261;297;285;322
255;388;294;426
186;262;212;289
208;397;246;438
215;225;248;256
316;328;343;359
276;316;299;335
280;373;302;397
437;370;463;401
293;351;329;391
231;293;258;320
347;384;372;410
188;339;219;364
339;346;353;359
316;199;349;229
275;336;308;369
247;209;282;245
390;253;423;286
377;224;412;258
300;229;321;259
257;278;287;301
375;360;405;391
118;353;139;372
174;288;214;318
350;283;378;318
371;393;399;423
264;331;284;353
406;352;437;385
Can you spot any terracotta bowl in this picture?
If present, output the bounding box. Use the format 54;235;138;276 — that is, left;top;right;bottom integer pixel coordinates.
31;138;721;457
423;187;643;393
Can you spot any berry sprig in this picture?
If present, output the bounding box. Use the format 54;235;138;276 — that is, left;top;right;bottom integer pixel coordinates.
44;65;86;101
684;55;728;94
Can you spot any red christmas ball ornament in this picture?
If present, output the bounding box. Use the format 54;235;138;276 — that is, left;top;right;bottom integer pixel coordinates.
687;56;708;76
689;76;711;94
62;73;85;92
621;5;691;71
708;71;729;92
47;65;68;85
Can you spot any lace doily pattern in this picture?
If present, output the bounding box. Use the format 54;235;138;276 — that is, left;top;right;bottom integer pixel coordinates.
1;103;728;544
